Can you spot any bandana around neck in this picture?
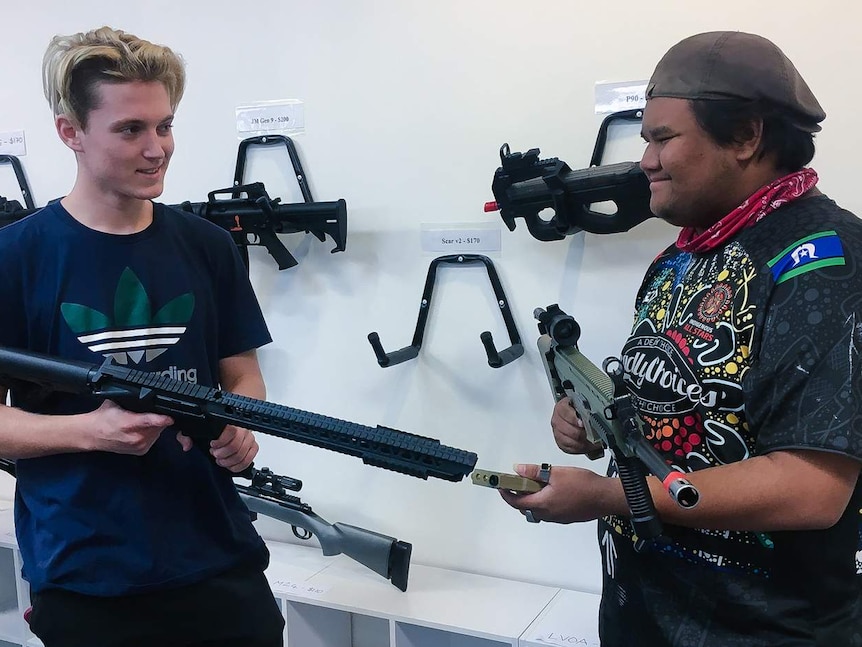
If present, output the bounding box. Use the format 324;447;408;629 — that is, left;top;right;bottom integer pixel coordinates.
675;168;819;253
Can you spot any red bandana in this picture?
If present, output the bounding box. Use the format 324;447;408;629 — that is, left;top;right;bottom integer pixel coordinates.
675;168;819;253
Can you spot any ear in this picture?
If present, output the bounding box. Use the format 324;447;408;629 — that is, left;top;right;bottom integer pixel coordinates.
56;115;84;152
734;118;764;163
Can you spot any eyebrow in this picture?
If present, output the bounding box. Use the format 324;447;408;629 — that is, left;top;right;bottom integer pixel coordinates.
110;115;174;130
641;125;675;140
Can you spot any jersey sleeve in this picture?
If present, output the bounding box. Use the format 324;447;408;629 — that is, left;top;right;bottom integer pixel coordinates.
743;229;862;461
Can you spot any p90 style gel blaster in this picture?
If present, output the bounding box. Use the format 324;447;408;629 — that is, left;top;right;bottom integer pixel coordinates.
0;346;477;482
534;305;699;543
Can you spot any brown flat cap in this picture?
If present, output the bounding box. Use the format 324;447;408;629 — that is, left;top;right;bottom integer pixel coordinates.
646;31;825;132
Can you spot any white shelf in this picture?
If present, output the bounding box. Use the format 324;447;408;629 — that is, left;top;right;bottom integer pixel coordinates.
0;505;601;647
0;608;23;645
299;556;559;644
520;588;601;647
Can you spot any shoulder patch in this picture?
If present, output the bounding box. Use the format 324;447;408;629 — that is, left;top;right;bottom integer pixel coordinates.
767;230;845;285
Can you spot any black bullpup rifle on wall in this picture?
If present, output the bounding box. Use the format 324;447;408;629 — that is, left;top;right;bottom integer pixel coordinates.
485;109;653;242
0;346;478;482
0;459;413;591
534;304;699;546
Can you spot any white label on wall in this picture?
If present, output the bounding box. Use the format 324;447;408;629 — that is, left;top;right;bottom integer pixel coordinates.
0;130;26;156
594;80;648;114
236;100;305;135
420;223;502;253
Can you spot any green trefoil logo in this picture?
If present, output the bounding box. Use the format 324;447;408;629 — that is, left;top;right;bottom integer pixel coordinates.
60;268;194;365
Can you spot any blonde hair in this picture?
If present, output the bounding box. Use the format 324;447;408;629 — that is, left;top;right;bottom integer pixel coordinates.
42;26;185;128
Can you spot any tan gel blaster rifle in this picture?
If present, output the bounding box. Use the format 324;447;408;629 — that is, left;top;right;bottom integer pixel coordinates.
535;304;699;545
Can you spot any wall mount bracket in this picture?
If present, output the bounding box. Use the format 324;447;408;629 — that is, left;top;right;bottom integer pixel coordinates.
234;134;314;203
0;155;35;210
368;254;524;369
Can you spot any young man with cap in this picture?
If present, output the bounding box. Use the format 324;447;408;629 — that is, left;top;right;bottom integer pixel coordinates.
0;27;285;646
501;32;861;645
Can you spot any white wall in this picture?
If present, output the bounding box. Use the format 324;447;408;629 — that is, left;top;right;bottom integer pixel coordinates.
1;0;859;594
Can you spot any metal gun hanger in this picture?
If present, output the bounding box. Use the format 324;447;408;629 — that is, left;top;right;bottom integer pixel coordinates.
368;254;524;369
234;134;314;203
0;155;35;210
589;108;644;167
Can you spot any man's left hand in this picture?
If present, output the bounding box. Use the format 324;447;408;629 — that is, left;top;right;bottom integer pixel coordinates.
177;425;259;473
498;463;623;524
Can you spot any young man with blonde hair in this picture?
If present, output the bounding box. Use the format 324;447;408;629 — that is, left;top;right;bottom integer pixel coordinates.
0;26;284;646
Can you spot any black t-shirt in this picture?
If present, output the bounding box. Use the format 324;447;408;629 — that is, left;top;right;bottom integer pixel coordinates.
0;201;273;595
599;195;862;646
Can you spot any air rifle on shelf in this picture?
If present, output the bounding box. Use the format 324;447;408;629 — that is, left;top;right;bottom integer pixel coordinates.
485;109;653;242
534;304;699;546
0;346;477;482
237;467;412;590
0;459;412;591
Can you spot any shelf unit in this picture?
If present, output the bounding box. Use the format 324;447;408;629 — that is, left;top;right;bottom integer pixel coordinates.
0;505;601;647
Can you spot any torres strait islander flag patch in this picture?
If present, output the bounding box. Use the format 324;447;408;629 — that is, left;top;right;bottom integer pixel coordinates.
767;230;846;285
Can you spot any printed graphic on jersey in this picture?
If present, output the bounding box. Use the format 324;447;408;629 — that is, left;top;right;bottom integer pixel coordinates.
696;283;733;323
625;243;754;469
767;230;845;285
609;242;767;575
61;268;194;365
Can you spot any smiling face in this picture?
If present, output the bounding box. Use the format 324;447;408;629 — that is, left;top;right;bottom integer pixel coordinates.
59;80;175;206
640;97;748;230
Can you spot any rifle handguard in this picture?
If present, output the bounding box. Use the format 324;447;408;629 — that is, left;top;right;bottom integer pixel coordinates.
0;346;478;482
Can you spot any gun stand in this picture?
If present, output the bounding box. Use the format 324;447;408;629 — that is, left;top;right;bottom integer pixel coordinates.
588;108;644;167
368;254;524;369
0;155;35;211
234;134;314;203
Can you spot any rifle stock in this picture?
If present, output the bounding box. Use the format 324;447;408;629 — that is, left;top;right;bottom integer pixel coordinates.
0;346;478;482
238;487;412;591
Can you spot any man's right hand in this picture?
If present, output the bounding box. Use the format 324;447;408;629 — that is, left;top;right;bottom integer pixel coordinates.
551;397;604;455
84;400;174;455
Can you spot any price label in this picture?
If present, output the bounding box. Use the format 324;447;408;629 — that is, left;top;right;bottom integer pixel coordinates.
236;100;305;135
594;80;648;114
0;130;26;156
420;225;501;253
533;633;598;646
268;579;328;598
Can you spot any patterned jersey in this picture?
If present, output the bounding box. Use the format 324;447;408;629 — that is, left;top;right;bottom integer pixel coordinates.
598;195;862;646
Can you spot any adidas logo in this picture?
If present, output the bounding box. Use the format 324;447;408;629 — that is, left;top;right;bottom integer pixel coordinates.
75;325;188;365
62;268;194;366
